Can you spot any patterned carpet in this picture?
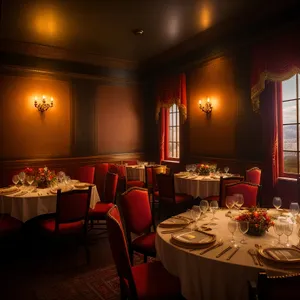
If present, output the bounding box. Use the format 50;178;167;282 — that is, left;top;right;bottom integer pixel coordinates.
35;254;146;300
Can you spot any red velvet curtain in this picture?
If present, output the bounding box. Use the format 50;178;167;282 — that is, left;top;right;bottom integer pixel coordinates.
261;82;281;195
156;73;187;122
251;32;300;112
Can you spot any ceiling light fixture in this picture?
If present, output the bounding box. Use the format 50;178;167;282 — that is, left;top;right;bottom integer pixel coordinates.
132;29;144;36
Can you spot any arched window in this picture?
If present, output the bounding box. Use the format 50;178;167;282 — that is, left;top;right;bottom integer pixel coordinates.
167;104;180;159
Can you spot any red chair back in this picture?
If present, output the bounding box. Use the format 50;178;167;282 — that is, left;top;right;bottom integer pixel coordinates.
151;166;167;191
121;187;152;235
76;166;95;184
246;167;261;185
156;174;175;202
225;182;259;208
55;187;92;231
95;163;109;199
104;172;118;203
106;206;136;297
123;160;138;166
145;166;153;189
219;176;244;207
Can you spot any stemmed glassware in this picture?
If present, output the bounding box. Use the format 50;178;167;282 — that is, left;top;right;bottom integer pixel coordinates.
224;166;229;174
274;220;284;245
283;222;293;247
234;194;244;210
12;175;19;186
225;196;235;215
273;197;282;211
210;200;219;221
228;219;238;244
64;176;71;186
26;175;35;190
187;209;197;231
18;172;26;186
238;221;249;244
199;200;209;218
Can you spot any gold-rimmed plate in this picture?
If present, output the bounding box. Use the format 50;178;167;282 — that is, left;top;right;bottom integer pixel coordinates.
171;229;216;249
258;247;300;264
159;217;190;228
50;186;74;194
74;182;92;189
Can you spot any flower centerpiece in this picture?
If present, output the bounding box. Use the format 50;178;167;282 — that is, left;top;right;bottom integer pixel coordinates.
34;167;57;188
24;167;35;176
196;164;217;176
235;207;274;236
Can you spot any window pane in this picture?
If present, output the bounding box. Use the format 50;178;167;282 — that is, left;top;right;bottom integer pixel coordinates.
283;152;297;173
173;128;177;141
168;142;173;158
282;75;297;100
172;112;176;125
283;125;297;151
283;100;297;124
176;127;180;141
169;127;173;142
169;112;173;126
176;143;180;158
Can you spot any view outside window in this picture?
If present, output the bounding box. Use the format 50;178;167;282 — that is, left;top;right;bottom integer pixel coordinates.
168;104;180;159
282;74;300;174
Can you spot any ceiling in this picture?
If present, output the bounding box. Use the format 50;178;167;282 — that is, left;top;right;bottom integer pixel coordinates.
0;0;299;64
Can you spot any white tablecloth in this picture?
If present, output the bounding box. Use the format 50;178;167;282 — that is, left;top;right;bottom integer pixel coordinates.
0;185;100;222
174;173;220;198
126;165;145;182
156;210;299;300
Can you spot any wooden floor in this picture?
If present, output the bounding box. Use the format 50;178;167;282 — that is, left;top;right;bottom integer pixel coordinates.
0;230;114;300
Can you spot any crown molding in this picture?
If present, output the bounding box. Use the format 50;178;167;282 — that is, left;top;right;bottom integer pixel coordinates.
0;39;139;70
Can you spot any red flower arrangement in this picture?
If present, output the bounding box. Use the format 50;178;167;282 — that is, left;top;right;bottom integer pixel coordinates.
23;166;57;188
235;207;274;236
24;167;35;175
196;164;216;176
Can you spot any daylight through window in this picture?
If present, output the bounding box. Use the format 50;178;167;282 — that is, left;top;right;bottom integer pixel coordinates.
168;104;180;159
282;74;300;174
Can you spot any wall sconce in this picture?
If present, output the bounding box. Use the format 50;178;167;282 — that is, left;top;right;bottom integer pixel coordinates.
34;95;53;112
199;97;213;115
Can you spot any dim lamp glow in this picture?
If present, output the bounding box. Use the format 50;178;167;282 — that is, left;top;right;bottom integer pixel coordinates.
199;96;213;115
34;95;54;112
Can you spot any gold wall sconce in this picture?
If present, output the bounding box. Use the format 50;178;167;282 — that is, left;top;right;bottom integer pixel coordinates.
199;97;213;115
34;95;53;112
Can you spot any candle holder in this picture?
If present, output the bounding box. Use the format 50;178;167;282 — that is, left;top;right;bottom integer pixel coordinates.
34;96;54;112
199;97;213;115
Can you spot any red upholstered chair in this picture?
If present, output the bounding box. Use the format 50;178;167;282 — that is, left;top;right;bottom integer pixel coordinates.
246;167;262;185
37;187;92;263
120;187;156;263
205;176;244;207
145;166;153;193
249;272;300;300
123;160;138;165
156;173;194;217
94;163;109;199
75;166;95;184
225;182;261;208
89;172;118;230
0;214;23;239
106;205;183;300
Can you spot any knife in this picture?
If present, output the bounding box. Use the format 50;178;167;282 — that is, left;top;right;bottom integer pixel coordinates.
199;241;223;255
227;246;240;261
216;246;232;258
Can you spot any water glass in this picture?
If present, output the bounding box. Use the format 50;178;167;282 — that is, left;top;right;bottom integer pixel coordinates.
283;222;293;247
274;220;284;245
26;175;35;188
224;166;229;174
290;202;300;219
238;221;249;244
273;197;282;210
18;172;26;185
225;196;235;214
210;200;219;221
234;194;244;210
12;175;19;186
200;200;209;217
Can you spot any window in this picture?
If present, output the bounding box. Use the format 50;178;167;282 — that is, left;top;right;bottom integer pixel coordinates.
281;74;300;174
167;104;180;160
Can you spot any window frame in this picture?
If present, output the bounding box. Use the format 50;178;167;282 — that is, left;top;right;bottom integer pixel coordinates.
165;104;180;161
279;73;300;178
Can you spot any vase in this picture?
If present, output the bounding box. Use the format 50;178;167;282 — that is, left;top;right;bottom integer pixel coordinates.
37;181;49;189
247;224;265;236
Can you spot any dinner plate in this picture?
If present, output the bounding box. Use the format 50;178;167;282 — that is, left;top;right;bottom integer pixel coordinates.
171;229;216;249
71;179;79;184
258;247;300;264
0;186;20;195
74;182;91;189
159;217;190;228
50;186;74;194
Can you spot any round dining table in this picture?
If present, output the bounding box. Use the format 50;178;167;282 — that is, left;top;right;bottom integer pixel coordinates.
156;209;300;300
0;184;100;223
174;172;221;198
126;165;145;182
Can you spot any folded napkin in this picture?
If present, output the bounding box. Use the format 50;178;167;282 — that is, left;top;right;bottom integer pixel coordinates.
159;217;189;228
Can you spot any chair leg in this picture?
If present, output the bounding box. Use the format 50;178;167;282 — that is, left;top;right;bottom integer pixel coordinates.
129;249;134;265
144;254;147;263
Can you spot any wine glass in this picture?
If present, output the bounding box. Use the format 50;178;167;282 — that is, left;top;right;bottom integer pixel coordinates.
18;172;26;186
210;200;219;221
274;220;285;245
238;221;249;244
187;209;197;231
225;196;235;215
26;175;35;189
228;219;238;244
283;222;293;247
64;176;71;186
199;200;209;218
290;202;300;220
234;194;244;210
57;171;66;184
273;197;282;211
12;174;19;186
192;206;201;226
224;166;229;174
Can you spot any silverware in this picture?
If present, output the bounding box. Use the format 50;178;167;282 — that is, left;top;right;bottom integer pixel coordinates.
248;249;259;265
199;241;224;255
292;245;300;251
216;246;232;258
227;246;240;261
161;226;188;234
254;244;264;266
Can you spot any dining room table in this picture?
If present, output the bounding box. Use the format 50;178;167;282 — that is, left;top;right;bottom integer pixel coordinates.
0;182;100;223
126;165;145;182
156;208;300;300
